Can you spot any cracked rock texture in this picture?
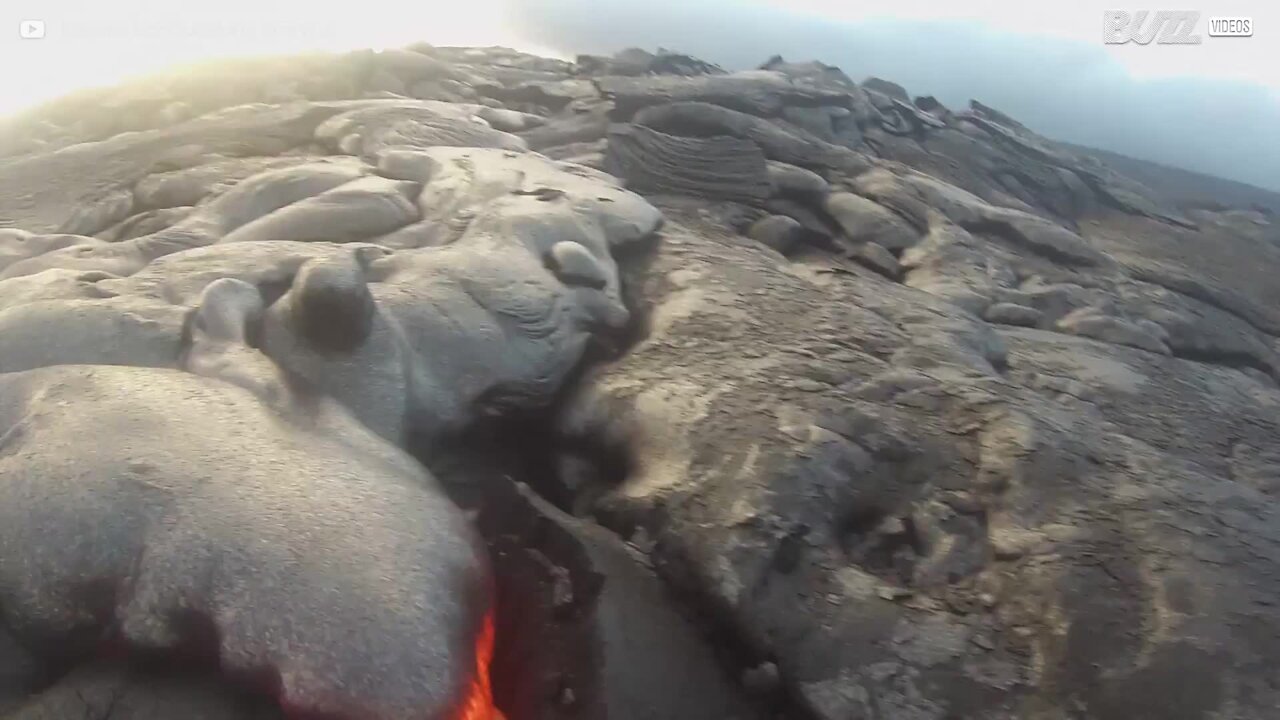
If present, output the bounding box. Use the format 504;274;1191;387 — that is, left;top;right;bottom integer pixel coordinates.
1;42;1279;720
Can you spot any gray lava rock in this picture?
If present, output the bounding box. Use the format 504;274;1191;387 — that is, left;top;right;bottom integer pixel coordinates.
0;364;492;720
3;43;1280;720
577;47;725;77
984;302;1044;327
231;147;662;447
407;78;476;103
749;214;806;254
0;230;103;273
763;198;839;243
559;185;1280;720
475;106;546;133
97;240;386;305
314;102;527;159
0;296;186;373
537;139;607;162
216;175;421;245
597;70;850;118
759;56;859;92
3;161;373;281
913;95;951;119
548;240;610;289
0;269;116;312
519;104;612;151
605;123;772;203
823;192;921;250
490;79;598;112
521;490;756;720
132;156;325;211
373;47;471;84
0;627;39;714
767;160;830;200
862;77;910;102
0;102;380;233
850;241;902;279
780;105;864;148
633;101;868;171
847;167;934;231
974;204;1109;267
99;206;195;241
2;664;280;720
1056;307;1172;355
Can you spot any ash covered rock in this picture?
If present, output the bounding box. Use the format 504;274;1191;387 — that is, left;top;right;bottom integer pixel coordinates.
0;231;103;273
2;40;1280;720
749;214;806;254
2;663;281;720
824;191;921;250
313;101;528;158
577;47;726;77
605;123;773;202
596;70;853;119
559;194;1280;720
0;364;490;720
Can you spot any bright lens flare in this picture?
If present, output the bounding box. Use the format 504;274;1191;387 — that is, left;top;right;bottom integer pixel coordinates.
0;0;557;118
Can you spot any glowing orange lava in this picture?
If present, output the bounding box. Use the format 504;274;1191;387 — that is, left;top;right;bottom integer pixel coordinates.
452;609;505;720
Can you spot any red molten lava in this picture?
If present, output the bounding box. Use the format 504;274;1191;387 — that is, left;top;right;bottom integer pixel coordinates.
453;609;506;720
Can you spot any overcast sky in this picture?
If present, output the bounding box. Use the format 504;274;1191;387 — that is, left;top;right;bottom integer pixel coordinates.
2;0;1277;190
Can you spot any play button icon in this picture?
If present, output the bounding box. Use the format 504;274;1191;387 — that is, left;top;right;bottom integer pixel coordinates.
19;20;46;39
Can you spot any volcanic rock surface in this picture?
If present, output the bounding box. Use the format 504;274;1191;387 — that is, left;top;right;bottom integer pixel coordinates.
1;43;1279;720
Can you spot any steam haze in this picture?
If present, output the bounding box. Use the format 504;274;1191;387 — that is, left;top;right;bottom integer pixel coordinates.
506;0;1280;192
3;0;1276;191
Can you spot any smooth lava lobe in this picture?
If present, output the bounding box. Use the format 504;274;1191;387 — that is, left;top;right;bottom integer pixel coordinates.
0;364;505;720
269;588;504;720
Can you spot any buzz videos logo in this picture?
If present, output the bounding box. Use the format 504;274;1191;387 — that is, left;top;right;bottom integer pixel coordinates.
1103;11;1254;44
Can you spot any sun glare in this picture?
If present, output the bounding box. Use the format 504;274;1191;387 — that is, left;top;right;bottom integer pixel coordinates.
0;0;557;117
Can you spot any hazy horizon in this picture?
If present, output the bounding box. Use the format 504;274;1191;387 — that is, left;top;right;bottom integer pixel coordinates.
506;0;1280;193
2;0;1277;192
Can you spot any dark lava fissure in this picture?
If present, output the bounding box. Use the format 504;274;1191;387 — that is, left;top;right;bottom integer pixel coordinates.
397;237;651;720
412;230;817;720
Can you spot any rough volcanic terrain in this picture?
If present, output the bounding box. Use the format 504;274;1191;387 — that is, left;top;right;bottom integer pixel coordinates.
1;44;1278;720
